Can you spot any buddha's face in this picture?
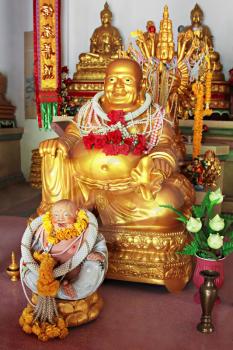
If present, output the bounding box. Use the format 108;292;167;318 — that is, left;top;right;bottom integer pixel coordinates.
191;10;202;25
101;13;111;25
104;59;142;109
51;201;77;229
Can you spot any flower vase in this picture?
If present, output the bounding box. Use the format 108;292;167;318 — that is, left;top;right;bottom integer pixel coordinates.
197;270;219;333
193;255;225;304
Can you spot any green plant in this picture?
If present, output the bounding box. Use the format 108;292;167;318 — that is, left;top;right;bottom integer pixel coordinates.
160;188;233;260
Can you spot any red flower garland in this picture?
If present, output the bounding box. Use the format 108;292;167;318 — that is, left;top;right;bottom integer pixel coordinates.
82;110;147;156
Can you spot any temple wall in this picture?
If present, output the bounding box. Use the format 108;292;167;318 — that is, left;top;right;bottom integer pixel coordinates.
0;0;233;179
65;0;233;78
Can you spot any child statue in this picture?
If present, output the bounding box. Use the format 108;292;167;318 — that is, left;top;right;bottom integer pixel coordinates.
19;200;108;341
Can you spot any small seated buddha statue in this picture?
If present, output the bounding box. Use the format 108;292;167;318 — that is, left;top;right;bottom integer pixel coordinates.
20;199;107;340
70;3;123;106
90;2;122;57
183;4;224;81
73;2;123;81
39;58;194;292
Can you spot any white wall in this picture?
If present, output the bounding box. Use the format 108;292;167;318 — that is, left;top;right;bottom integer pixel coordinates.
0;0;233;179
0;0;56;180
65;0;233;78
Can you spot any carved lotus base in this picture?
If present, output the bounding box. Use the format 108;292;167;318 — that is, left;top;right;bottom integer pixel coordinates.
100;224;193;292
32;291;103;327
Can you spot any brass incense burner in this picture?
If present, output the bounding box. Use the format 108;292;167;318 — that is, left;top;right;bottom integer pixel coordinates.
6;251;20;282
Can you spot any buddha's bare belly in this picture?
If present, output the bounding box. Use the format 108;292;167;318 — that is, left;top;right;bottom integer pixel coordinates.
71;141;141;181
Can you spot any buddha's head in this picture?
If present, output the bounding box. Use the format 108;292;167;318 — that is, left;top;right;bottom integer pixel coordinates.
191;4;203;26
102;58;143;111
101;2;112;26
51;200;77;229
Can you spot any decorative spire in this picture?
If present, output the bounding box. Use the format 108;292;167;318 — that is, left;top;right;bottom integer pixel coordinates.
156;5;174;62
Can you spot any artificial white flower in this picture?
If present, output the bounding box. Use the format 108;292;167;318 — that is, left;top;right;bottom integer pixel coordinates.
207;233;224;250
209;214;225;231
186;217;202;233
209;188;224;204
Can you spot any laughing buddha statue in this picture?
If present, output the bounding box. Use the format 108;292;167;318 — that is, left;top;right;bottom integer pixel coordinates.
39;58;194;292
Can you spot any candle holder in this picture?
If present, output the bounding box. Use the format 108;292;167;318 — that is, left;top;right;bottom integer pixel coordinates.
197;270;219;333
6;251;20;282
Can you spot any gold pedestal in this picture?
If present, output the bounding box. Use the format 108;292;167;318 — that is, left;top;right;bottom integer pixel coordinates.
19;292;103;341
56;292;103;327
31;292;103;328
100;224;193;292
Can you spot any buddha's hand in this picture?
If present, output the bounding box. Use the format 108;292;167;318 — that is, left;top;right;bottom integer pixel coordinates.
87;252;105;262
131;156;165;201
39;138;68;158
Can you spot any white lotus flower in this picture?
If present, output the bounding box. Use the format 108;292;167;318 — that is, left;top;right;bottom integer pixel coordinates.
209;188;224;204
209;214;225;231
186;217;202;233
207;233;224;250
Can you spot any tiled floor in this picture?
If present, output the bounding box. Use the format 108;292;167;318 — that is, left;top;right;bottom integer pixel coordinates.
0;181;41;216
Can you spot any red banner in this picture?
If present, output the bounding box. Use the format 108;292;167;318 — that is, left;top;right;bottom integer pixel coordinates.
33;0;61;129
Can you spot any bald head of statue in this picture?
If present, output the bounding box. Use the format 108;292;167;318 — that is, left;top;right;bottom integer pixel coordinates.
101;58;144;113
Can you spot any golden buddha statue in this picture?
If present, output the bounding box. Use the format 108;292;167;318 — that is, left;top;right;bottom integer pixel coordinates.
39;57;194;292
69;3;123;106
181;3;229;114
90;2;122;57
73;2;122;81
184;4;213;46
183;4;224;81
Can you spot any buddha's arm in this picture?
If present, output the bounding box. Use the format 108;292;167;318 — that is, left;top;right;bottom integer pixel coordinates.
149;123;178;178
90;29;98;53
58;122;81;153
39;121;80;158
131;123;178;200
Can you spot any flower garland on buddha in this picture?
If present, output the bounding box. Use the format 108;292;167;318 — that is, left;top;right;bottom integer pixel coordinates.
42;208;89;244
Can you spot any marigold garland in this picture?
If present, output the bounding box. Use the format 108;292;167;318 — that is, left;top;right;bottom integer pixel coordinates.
42;209;89;245
19;304;69;341
33;251;60;297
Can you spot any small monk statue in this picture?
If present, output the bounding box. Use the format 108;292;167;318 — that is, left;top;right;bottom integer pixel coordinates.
20;199;107;340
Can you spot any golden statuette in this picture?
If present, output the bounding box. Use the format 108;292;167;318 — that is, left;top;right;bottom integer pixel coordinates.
182;3;229;114
6;251;20;282
69;2;123;105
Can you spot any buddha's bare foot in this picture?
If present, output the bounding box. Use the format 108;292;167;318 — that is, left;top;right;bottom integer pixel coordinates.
87;252;105;262
62;280;77;299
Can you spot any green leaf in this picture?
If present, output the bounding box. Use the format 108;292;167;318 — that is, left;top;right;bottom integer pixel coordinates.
197;250;218;259
177;241;198;256
192;205;203;218
159;204;188;223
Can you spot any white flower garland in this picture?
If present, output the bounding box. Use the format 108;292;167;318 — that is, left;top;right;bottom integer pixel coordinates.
91;91;152;122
